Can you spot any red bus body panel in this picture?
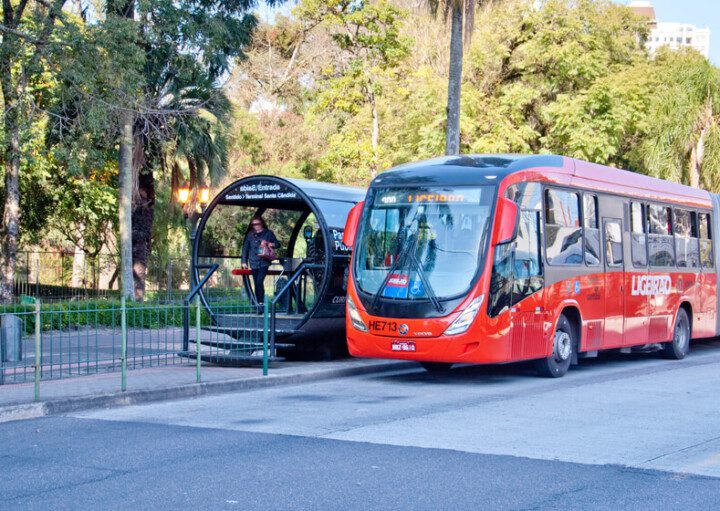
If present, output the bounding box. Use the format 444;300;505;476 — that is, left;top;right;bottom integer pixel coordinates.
346;156;718;365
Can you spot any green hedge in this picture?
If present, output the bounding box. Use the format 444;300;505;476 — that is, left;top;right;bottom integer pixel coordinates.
0;298;255;335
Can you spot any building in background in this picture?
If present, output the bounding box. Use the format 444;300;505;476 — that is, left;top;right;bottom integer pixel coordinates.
629;1;710;59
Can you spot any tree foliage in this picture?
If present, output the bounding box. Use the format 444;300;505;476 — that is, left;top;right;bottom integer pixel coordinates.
4;0;720;297
230;0;720;192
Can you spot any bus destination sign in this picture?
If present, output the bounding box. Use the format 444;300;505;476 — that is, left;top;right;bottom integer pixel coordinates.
377;188;482;206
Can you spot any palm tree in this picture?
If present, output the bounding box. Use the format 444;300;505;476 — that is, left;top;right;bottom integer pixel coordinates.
164;84;230;216
133;76;231;300
428;0;487;155
638;49;720;190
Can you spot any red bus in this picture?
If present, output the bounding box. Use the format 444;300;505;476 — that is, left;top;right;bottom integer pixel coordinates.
342;155;719;377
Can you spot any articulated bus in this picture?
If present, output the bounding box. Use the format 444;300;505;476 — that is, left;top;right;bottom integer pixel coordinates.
342;155;720;377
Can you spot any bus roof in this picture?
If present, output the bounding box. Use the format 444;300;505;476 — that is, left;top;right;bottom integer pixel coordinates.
372;154;712;209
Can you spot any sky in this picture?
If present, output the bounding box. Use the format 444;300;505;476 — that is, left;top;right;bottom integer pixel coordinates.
618;1;719;64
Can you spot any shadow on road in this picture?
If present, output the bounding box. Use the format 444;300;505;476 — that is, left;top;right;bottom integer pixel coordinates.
369;338;720;386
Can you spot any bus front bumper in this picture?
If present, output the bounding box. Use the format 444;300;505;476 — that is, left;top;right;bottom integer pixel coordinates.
346;328;509;364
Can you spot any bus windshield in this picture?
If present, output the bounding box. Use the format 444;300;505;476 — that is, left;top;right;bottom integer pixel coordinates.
355;186;495;302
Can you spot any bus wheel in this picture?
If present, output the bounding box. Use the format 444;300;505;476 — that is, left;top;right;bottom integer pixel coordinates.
536;315;574;378
663;308;690;360
420;362;453;373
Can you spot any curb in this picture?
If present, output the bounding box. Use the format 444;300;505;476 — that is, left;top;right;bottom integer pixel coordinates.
0;360;413;423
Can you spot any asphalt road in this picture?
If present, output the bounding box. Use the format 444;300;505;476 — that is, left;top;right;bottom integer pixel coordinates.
3;341;720;509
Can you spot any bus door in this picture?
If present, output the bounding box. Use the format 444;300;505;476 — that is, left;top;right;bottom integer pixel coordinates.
511;210;545;360
625;202;649;345
603;218;625;347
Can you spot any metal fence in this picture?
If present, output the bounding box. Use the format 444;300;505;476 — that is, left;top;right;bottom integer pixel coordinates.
0;295;270;397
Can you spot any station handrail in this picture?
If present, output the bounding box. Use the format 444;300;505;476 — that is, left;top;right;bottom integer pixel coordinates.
269;262;324;356
182;263;219;351
187;263;220;303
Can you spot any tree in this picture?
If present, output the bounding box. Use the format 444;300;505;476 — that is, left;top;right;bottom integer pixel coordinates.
426;0;489;155
462;0;648;155
1;0;142;301
543;47;720;191
635;49;720;189
0;0;69;301
98;0;279;300
106;0;136;300
300;0;410;178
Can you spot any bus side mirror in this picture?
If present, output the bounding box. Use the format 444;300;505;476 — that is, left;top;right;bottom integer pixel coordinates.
343;201;365;248
492;198;519;246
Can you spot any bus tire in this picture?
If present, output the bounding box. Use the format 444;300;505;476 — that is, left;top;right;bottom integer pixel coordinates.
536;314;575;378
663;308;690;360
420;362;453;373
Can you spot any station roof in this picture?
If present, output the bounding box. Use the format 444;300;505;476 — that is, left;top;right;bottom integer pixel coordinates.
284;178;366;204
217;175;366;211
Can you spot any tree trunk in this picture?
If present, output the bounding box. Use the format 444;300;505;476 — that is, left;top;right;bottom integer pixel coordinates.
132;163;155;301
71;243;86;288
445;2;464;156
118;111;135;300
0;81;22;303
689;99;714;189
370;91;379;178
188;156;198;189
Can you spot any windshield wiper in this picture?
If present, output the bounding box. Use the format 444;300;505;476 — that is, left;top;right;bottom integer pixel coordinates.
372;228;445;315
370;203;421;310
371;227;419;312
406;249;444;314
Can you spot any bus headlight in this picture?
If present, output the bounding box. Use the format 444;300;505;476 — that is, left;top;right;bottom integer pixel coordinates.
444;295;485;336
347;296;368;332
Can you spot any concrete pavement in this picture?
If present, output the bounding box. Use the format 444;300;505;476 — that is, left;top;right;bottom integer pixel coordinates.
0;358;410;422
2;340;720;509
1;416;718;510
78;340;720;478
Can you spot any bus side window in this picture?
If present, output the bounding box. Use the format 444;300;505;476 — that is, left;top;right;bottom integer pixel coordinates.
506;182;542;210
674;209;699;268
488;243;513;318
512;211;543;305
544;189;582;265
631;202;647;267
604;221;623;266
699;213;714;269
648;204;675;267
583;195;600;266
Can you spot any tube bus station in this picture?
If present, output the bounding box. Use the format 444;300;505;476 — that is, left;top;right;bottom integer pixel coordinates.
185;175;365;364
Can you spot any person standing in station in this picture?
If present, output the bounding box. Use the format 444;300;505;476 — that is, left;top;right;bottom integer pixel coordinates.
242;215;279;309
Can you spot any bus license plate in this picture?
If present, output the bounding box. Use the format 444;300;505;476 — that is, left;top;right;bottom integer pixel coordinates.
391;341;416;352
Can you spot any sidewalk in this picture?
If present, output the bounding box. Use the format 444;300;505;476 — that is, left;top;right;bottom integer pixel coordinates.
0;358;412;423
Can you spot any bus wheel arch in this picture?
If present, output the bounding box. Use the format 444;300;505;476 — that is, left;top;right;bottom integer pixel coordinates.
664;303;692;360
555;306;581;364
679;301;693;336
537;308;580;378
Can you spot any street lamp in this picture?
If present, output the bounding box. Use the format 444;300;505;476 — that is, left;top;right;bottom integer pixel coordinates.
177;182;191;207
176;181;212;289
177;181;211;223
199;185;210;207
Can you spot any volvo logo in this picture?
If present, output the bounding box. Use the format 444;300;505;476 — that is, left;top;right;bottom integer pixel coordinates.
398;324;409;335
